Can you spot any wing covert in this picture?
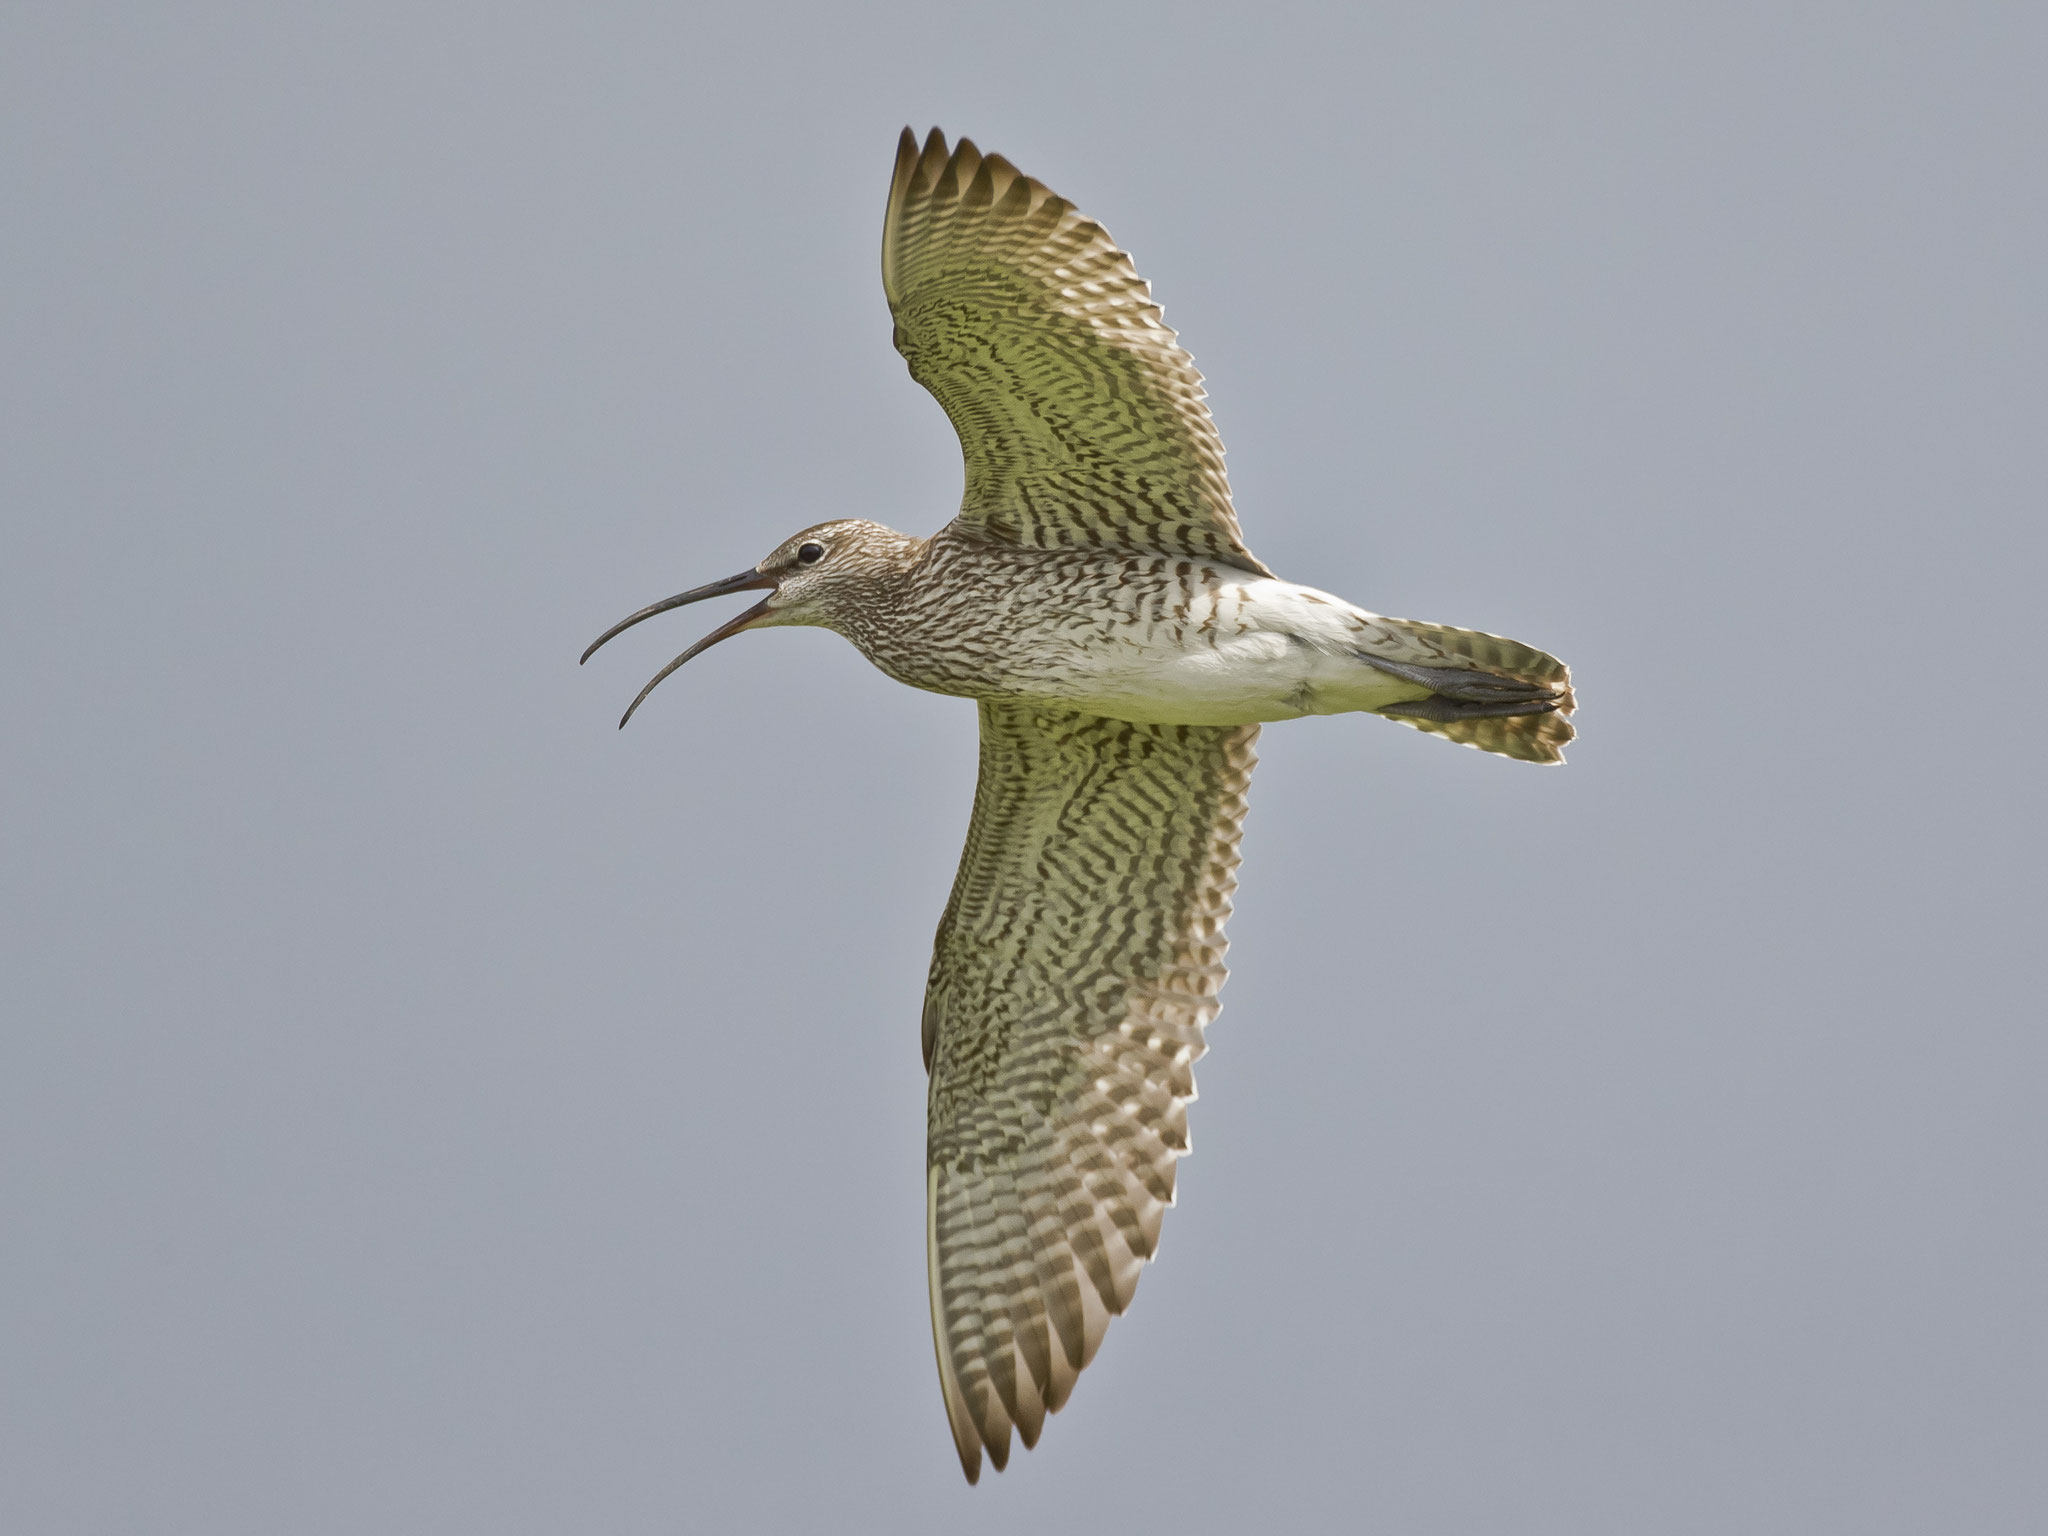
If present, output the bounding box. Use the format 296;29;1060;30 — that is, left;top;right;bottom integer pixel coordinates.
883;127;1270;574
921;699;1259;1481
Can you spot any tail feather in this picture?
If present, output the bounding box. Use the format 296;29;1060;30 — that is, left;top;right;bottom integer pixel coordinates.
1371;618;1576;765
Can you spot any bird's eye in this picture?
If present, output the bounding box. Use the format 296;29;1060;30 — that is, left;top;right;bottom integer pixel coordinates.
796;542;826;565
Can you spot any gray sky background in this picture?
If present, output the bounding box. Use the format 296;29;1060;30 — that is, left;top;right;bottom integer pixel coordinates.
5;4;2044;1531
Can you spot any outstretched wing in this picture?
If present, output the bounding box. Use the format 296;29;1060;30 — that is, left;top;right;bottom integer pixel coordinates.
921;700;1259;1482
882;127;1270;575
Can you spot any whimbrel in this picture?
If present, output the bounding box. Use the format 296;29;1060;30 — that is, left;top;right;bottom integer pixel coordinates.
583;128;1574;1483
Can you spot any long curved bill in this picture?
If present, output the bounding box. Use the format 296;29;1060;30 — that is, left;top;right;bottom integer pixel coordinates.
579;568;776;729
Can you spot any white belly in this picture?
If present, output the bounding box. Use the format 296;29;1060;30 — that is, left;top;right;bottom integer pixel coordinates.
1016;580;1433;727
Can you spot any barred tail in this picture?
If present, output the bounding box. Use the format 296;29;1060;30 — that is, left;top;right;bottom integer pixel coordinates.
1370;618;1576;765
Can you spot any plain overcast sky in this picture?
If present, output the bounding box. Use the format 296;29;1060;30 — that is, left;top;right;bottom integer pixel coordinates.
4;3;2044;1531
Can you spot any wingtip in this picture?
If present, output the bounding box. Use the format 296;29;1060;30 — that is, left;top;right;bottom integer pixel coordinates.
930;1162;989;1486
886;127;951;304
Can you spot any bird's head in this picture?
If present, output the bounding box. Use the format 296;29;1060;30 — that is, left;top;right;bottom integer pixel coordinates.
581;518;922;726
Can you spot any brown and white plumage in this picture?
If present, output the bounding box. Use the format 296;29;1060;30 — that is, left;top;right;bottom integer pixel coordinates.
884;128;1270;575
883;132;1273;1472
922;702;1257;1480
581;127;1575;1485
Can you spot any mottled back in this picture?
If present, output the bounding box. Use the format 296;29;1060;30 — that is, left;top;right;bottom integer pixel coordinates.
883;128;1271;575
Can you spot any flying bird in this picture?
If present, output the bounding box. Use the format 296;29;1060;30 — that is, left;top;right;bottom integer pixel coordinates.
583;127;1574;1483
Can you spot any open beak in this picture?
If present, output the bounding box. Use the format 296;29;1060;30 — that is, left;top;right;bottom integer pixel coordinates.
580;568;777;728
